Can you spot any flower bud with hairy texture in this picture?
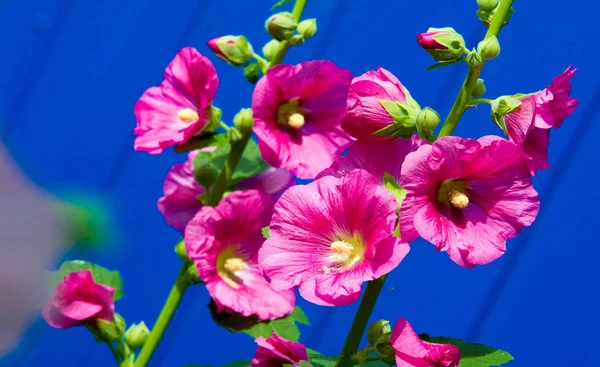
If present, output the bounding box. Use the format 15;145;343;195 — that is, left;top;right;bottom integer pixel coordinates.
207;35;254;66
265;12;297;41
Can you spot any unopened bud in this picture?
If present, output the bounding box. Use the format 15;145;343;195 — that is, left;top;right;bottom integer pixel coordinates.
206;35;253;67
290;34;304;46
375;333;396;364
477;0;499;11
465;49;483;67
472;78;487;98
265;12;297;41
416;107;441;132
243;62;261;84
417;27;465;62
262;40;280;60
477;36;500;60
367;320;392;346
297;19;317;39
233;108;254;133
124;322;150;350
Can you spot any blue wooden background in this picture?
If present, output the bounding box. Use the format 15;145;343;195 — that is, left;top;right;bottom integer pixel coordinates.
1;0;598;366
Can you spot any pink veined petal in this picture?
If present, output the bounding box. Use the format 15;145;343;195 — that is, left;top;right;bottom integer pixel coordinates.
505;96;535;145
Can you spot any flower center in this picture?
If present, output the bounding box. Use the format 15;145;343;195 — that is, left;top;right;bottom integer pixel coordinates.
437;180;469;209
177;108;199;123
216;247;248;289
277;99;306;129
323;234;365;273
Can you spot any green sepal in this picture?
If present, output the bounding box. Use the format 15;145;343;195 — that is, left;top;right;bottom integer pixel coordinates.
428;337;514;367
262;226;271;239
48;260;124;301
425;57;465;71
94;313;125;342
271;0;294;10
382;173;406;238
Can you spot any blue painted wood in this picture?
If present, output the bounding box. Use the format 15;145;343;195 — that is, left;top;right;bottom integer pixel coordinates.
0;0;598;366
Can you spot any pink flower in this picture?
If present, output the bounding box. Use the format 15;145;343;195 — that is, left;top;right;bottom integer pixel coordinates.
399;136;540;268
391;318;460;367
158;150;294;232
250;332;309;367
341;68;416;141
134;47;219;154
534;66;578;129
185;190;295;320
504;96;550;175
43;270;115;329
259;169;410;306
251;61;353;179
318;135;426;181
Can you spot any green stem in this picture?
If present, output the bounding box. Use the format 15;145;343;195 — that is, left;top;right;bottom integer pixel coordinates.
133;265;189;367
267;0;308;68
436;0;514;138
218;121;230;132
335;276;388;367
470;98;493;105
108;342;121;366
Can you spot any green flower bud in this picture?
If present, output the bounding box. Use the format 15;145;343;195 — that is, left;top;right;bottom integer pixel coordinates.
290;34;305;46
265;12;297;41
124;322;150;350
478;36;500;60
243;62;261;85
233;108;254;133
206;35;254;67
262;39;280;60
472;78;487;98
174;239;189;262
417;27;466;62
416;107;441;132
95;314;125;342
477;0;499;11
375;333;396;364
465;49;483;67
297;18;317;39
367;320;392;346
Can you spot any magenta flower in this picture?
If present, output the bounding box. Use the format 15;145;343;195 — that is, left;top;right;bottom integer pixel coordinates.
134;47;219;154
250;332;309;367
504;96;551;175
185;190;295;320
259;169;409;306
534;66;578;129
43;270;115;329
251;60;353;179
318;135;426;181
158;150;294;232
391;318;461;367
341;68;416;141
399;136;540;268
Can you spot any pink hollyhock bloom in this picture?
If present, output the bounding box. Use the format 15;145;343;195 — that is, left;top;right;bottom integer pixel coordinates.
391;318;460;367
399;136;540;268
185;190;295;320
251;60;353;179
534;66;578;129
43;270;115;329
318;135;426;181
504;96;551;175
158;150;294;232
341;68;418;141
134;47;219;154
250;332;309;367
259;169;409;306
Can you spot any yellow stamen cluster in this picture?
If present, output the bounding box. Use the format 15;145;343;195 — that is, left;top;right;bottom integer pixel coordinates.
177;108;199;123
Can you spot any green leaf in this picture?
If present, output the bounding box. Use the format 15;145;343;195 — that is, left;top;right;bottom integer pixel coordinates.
231;139;270;184
222;360;252;367
299;361;314;367
48;260;123;301
262;226;271;239
425;57;465;71
242;306;309;341
306;349;337;367
382;173;407;238
429;337;514;367
272;0;294;10
355;361;393;367
174;132;229;154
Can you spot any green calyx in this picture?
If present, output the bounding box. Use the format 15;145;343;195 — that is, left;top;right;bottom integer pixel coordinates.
427;27;466;61
491;96;521;134
373;99;422;138
216;36;254;66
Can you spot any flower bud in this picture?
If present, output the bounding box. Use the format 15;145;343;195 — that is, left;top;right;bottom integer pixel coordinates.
297;18;317;39
416;107;441;132
243;62;261;85
290;34;304;46
477;36;500;60
206;35;253;67
367;320;392;346
472;78;486;98
375;333;396;364
265;12;297;41
262;40;280;60
477;0;499;11
95;313;125;342
233;108;254;133
417;27;465;62
465;49;483;67
175;240;189;262
124;322;150;350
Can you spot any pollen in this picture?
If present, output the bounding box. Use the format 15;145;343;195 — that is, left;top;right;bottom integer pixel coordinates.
330;240;355;259
177;108;199;123
327;234;365;270
223;257;247;273
288;113;305;129
448;189;469;209
216;247;248;288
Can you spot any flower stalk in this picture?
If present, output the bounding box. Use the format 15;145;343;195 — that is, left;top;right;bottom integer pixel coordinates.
437;0;514;138
268;0;308;67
